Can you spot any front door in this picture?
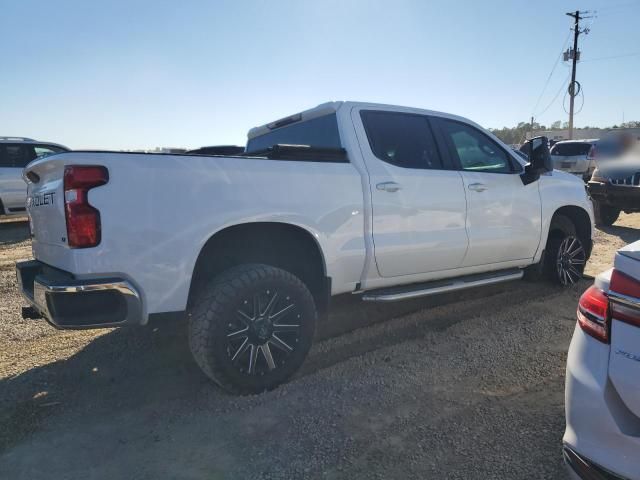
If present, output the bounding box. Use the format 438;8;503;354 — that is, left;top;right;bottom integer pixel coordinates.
434;117;542;267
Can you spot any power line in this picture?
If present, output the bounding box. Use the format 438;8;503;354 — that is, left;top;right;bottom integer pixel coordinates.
531;32;572;116
564;84;585;116
534;74;571;119
582;51;640;62
590;0;640;13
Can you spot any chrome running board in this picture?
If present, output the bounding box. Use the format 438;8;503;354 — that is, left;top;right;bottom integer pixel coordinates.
361;268;524;302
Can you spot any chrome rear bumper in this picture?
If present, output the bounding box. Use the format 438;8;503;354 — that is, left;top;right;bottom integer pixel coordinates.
16;259;142;329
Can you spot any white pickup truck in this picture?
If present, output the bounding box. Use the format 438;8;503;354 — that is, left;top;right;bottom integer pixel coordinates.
16;101;594;393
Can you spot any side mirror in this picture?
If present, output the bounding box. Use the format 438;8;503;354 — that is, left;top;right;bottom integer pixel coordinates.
520;136;552;185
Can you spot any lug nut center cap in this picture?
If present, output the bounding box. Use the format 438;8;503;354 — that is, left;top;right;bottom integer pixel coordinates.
254;317;271;340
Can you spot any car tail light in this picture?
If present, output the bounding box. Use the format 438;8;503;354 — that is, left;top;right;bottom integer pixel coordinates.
577;286;610;343
63;165;108;248
609;269;640;327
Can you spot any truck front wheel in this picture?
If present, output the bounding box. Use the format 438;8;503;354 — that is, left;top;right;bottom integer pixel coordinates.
544;215;587;286
526;215;587;285
188;264;317;394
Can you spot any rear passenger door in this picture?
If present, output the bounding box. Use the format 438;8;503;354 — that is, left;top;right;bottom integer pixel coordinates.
433;117;542;267
353;108;468;277
0;144;35;212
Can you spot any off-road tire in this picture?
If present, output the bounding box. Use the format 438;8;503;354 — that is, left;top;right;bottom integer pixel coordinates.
188;264;316;395
593;202;620;227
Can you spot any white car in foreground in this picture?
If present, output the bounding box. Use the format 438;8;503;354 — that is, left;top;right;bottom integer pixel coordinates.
564;240;640;479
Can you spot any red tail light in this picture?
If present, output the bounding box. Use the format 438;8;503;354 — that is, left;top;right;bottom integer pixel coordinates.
609;269;640;327
577;286;610;343
64;165;108;248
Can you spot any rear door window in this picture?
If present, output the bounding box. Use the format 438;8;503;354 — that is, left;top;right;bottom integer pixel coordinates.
550;142;592;156
247;114;342;153
0;144;36;168
360;111;443;169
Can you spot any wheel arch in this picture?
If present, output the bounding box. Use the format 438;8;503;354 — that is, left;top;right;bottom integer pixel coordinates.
188;221;330;317
549;205;593;258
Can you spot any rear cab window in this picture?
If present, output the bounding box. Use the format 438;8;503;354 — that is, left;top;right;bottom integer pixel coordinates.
246;114;342;153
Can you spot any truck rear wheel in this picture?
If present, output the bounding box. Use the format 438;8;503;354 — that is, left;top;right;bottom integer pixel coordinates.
188;264;316;394
593;202;620;227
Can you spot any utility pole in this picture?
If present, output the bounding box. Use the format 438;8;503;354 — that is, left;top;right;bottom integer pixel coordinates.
565;10;589;139
531;115;535;140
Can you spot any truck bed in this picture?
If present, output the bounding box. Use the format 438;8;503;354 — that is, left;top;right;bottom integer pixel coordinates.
23;150;366;319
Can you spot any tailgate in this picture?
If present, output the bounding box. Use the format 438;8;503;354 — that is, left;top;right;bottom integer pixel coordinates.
24;155;68;248
608;241;640;417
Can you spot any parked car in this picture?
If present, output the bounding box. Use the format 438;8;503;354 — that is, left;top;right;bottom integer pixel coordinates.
550;139;598;182
16;101;594;394
563;239;640;480
588;151;640;226
0;137;68;216
185;145;245;155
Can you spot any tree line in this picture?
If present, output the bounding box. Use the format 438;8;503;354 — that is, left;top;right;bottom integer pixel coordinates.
489;120;640;145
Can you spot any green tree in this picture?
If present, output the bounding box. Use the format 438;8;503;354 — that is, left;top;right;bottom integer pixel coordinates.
489;120;540;145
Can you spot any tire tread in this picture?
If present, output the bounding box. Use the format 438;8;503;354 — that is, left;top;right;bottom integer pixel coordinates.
188;264;315;394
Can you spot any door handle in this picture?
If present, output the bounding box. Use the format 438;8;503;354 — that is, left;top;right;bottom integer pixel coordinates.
467;183;487;192
376;181;401;193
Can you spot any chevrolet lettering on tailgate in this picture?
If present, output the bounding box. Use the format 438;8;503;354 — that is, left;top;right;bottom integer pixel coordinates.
28;191;56;207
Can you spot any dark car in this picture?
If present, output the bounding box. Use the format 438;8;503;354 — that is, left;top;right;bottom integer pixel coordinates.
588;151;640;226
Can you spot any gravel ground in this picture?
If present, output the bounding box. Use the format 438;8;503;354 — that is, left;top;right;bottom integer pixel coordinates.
0;213;638;479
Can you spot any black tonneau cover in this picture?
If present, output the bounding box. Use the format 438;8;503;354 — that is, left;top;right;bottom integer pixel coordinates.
71;144;349;163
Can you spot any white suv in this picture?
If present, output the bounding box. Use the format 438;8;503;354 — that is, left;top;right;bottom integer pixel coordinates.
550;139;598;182
0;137;68;216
